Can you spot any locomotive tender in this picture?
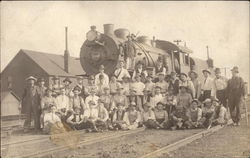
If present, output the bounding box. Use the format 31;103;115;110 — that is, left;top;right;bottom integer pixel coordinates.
80;24;213;77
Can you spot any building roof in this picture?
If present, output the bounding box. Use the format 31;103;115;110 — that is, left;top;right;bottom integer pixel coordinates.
20;49;85;76
1;91;20;101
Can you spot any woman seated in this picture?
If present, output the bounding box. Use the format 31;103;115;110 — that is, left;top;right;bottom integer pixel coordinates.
185;99;203;129
141;103;158;129
112;103;127;130
154;102;169;129
66;107;89;130
211;98;228;126
43;105;65;134
122;102;141;130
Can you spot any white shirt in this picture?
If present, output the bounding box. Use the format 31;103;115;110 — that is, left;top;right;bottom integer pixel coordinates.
85;95;99;108
201;77;214;91
44;112;61;124
130;82;145;95
95;73;109;86
114;68;131;81
55;95;70;110
145;82;155;92
150;94;165;109
132;68;148;80
179;80;196;98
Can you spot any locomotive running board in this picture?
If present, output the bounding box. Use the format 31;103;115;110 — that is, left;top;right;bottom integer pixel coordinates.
140;113;249;158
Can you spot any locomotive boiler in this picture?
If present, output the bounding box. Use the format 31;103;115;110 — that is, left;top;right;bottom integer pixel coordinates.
80;24;213;77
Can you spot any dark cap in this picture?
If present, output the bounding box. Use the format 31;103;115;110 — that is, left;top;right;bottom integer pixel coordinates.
63;77;72;84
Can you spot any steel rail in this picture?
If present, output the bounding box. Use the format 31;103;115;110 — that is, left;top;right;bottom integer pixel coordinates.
140;112;249;158
18;127;145;158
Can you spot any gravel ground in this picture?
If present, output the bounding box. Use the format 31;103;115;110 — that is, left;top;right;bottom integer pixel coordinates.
158;116;250;158
50;129;203;158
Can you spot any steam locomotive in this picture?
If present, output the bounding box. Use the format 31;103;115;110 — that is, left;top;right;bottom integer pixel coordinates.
80;24;214;78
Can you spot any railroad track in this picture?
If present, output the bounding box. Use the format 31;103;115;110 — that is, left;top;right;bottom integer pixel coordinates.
140;111;250;158
2;98;249;158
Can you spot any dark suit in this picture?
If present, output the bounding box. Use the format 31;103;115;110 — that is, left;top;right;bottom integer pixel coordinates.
226;76;245;123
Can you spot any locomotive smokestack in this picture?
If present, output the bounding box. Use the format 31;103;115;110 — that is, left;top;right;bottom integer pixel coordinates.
64;27;70;73
103;24;114;36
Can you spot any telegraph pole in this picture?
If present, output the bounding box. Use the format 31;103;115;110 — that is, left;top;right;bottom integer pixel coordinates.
206;45;210;59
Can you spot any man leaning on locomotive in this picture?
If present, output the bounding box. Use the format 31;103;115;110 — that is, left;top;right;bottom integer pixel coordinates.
21;61;247;134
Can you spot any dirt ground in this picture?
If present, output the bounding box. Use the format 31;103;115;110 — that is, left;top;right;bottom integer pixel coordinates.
158;116;250;158
50;129;203;158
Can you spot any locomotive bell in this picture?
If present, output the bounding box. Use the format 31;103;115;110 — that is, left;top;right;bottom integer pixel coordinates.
86;25;100;41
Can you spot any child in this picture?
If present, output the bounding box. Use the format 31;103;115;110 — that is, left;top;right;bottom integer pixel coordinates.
169;105;189;130
200;98;215;129
141;103;158;129
40;88;56;129
185;99;203;129
155;72;169;94
121;76;131;96
95;101;109;132
69;86;86;113
176;86;192;111
96;74;109;96
55;87;70;122
43;105;65;134
165;87;177;116
112;103;127;130
122;102;141;130
85;100;99;132
66;107;88;130
150;86;165;109
109;75;121;96
112;85;128;110
154;102;169;129
211;98;228;126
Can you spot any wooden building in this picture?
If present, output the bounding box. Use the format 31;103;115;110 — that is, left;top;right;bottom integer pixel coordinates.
1;49;86;99
1;91;20;116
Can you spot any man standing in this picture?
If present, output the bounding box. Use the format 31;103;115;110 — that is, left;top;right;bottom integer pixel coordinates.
114;60;131;82
169;71;179;96
63;77;73;97
179;73;195;98
227;66;246;126
212;68;228;108
200;69;213;101
36;78;47;129
22;76;39;133
95;65;109;86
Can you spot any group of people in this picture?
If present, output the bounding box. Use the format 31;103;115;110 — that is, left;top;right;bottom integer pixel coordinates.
21;59;247;134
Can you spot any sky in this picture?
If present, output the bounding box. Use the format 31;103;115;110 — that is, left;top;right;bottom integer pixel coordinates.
1;1;249;84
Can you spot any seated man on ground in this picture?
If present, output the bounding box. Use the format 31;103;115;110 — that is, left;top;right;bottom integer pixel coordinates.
112;103;127;130
200;98;215;129
95;100;109;132
66;107;89;130
169;104;189;130
185;99;203;129
211;98;228;126
122;102;141;130
141;103;158;129
43;105;65;134
154;102;169;129
55;87;71;122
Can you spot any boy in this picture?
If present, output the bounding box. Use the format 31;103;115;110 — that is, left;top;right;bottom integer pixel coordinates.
141;103;157;129
69;86;86;113
95;101;109;132
211;98;228;126
154;102;169;129
122;102;141;130
150;86;165;109
200;98;215;129
66;107;89;130
112;85;128;110
55;87;70;122
176;86;192;111
169;105;189;130
112;103;127;130
109;75;121;96
43;105;65;134
96;74;109;96
185;99;203;129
